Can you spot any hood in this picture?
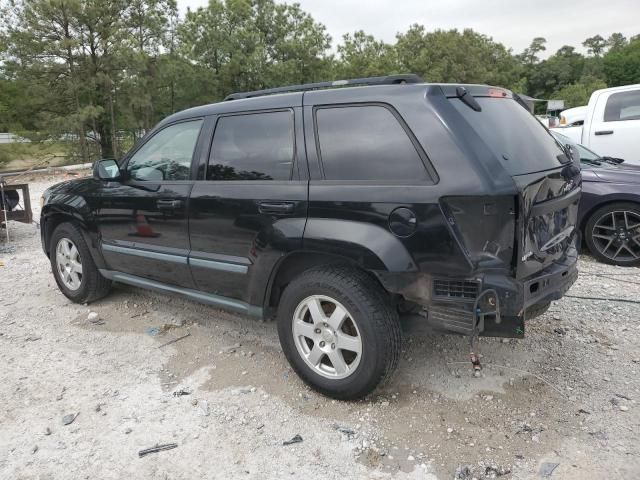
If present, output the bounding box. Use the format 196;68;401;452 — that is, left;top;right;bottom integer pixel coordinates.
43;176;97;198
590;167;640;184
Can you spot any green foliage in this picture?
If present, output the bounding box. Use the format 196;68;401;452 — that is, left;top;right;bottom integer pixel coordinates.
335;30;397;78
551;76;608;108
604;37;640;86
394;27;523;89
1;0;639;170
583;35;607;56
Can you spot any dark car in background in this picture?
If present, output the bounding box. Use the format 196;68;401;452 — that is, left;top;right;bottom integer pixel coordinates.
552;131;640;266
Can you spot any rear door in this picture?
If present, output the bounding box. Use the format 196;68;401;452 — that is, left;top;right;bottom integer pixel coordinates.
188;104;308;306
588;88;640;165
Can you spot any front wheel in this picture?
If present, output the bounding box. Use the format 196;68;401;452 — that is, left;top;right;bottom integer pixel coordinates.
584;202;640;267
49;222;112;303
277;265;401;400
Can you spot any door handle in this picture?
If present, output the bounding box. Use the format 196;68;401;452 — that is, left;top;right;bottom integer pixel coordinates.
258;201;295;215
595;130;614;136
157;199;183;209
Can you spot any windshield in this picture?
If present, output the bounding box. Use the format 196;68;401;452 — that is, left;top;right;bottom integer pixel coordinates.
449;97;566;176
576;143;600;162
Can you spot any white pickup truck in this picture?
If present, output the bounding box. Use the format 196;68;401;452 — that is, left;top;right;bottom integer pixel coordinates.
551;84;640;165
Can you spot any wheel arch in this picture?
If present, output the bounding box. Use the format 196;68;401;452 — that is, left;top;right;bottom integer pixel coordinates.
580;196;640;237
41;205;106;269
263;251;393;315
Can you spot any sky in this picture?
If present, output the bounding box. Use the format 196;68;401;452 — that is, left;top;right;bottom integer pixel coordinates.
177;0;640;57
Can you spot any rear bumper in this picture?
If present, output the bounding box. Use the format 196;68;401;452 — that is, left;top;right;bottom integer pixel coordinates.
462;246;578;338
486;245;578;318
382;246;578;339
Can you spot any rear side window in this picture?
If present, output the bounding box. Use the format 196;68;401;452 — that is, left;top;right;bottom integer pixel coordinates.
449;97;565;175
208;111;294;181
315;105;429;181
604;90;640;122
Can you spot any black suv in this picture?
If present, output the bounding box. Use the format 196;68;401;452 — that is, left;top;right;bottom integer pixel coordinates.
41;75;580;399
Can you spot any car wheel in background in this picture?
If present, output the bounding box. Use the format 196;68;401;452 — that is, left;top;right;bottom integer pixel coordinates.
584;202;640;267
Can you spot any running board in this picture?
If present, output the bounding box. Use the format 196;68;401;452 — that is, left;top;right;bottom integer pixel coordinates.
99;269;263;318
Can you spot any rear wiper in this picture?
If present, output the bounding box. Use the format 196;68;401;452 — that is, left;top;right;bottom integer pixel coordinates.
455;86;482;112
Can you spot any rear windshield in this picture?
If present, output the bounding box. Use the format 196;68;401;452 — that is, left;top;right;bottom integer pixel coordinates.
449;97;566;175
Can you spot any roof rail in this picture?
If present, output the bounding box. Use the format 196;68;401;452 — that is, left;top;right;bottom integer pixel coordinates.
223;74;424;101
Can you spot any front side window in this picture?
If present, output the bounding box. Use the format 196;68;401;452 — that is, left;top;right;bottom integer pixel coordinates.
127;120;203;181
314;105;429;181
604;90;640;122
208;111;294;181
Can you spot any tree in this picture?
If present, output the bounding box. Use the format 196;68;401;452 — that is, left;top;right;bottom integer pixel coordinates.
583;34;607;56
178;0;331;100
525;45;585;99
520;37;547;65
604;37;640;86
551;76;607;108
335;30;397;78
606;33;627;51
394;27;522;89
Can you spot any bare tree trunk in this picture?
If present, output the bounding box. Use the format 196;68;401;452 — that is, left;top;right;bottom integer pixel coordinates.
61;9;88;163
109;87;117;158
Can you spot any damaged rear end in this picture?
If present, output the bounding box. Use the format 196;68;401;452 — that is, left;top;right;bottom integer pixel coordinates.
426;86;580;338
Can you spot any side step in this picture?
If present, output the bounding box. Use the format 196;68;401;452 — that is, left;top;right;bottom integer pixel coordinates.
99;269;264;318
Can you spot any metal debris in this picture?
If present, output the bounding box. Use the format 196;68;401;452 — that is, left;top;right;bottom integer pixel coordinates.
172;388;191;397
62;412;78;425
138;443;178;457
158;332;191;349
539;462;559;477
282;434;303;446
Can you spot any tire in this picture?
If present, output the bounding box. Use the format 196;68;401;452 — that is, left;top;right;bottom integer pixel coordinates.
276;265;401;400
584;202;640;267
49;222;112;303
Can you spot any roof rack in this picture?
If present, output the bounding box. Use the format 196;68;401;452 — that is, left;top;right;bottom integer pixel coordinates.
223;74;424;101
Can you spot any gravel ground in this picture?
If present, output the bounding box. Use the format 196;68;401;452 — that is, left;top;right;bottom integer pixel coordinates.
1;175;638;479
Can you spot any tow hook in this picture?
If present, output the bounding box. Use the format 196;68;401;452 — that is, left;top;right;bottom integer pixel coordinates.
470;351;482;377
469;289;500;377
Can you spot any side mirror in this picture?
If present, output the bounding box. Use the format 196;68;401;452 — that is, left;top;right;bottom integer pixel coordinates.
93;159;121;181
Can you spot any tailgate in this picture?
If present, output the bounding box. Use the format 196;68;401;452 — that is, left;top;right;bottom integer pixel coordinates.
513;169;580;279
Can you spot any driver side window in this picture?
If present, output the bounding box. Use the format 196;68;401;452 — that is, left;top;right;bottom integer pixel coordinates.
127;120;203;181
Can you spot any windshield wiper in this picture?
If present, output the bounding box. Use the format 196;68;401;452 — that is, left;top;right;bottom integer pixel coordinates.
598;156;624;165
581;158;602;166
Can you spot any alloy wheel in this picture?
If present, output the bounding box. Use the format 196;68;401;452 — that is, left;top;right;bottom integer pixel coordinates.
291;295;363;379
591;210;640;262
55;237;83;290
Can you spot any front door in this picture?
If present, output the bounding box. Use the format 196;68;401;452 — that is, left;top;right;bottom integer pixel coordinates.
188;106;308;307
96;119;205;287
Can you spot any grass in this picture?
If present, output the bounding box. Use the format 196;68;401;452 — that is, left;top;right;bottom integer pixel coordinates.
0;142;77;172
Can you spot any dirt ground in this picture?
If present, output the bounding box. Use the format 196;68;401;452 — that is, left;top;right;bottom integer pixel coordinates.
1;175;639;480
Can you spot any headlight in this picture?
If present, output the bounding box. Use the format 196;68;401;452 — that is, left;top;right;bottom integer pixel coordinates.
40;195;45;208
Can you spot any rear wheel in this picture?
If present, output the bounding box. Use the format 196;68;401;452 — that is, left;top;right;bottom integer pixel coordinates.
50;222;112;303
277;265;401;400
585;202;640;266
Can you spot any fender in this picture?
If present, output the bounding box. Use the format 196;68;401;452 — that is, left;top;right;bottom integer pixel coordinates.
41;192;107;269
302;218;418;272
